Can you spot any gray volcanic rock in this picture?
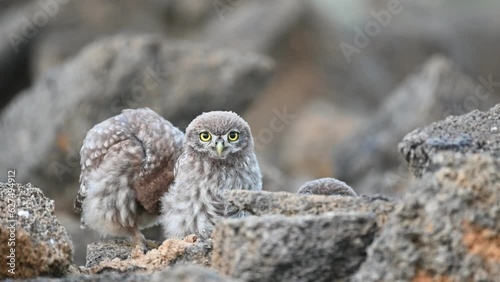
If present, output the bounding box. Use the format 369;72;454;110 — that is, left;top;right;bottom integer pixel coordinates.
212;213;377;282
226;190;395;230
0;183;73;279
0;35;274;204
399;103;500;177
353;153;500;281
333;55;500;196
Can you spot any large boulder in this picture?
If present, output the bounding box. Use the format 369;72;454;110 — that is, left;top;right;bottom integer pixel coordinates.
400;103;500;177
212;213;377;282
333;55;500;196
0;182;73;279
0;35;274;206
353;153;500;281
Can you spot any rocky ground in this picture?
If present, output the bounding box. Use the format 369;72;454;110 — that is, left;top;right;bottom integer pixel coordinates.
1;0;500;281
2;101;500;280
1;103;499;280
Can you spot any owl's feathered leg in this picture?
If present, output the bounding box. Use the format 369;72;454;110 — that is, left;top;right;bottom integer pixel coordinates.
127;226;146;252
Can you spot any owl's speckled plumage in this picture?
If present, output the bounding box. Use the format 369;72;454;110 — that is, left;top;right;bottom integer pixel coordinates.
161;111;262;238
75;108;184;246
297;178;357;197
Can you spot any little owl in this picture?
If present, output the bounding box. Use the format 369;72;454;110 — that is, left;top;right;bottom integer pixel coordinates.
74;108;184;248
75;108;261;246
160;111;262;238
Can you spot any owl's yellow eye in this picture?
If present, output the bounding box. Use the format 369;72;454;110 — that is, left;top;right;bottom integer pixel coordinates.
228;131;239;141
199;131;212;142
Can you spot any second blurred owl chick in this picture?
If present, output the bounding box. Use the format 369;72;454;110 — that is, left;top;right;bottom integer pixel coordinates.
298;178;357;197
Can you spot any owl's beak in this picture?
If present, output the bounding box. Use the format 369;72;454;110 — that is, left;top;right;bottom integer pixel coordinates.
216;141;224;156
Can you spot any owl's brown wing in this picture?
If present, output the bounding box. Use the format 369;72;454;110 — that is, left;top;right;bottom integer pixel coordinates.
132;166;175;214
121;108;184;214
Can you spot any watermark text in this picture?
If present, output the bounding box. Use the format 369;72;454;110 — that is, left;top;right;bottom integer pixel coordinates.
5;170;17;275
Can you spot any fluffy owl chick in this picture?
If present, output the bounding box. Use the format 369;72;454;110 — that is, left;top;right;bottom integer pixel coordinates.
298;178;357;197
75;108;184;248
161;111;262;238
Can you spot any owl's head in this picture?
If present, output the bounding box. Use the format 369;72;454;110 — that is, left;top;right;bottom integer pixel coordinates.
185;111;254;160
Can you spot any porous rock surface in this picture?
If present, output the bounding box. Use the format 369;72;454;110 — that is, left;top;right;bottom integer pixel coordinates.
400;103;500;177
353;153;500;281
0;183;73;279
226;190;395;230
85;239;159;268
85;235;212;273
212;213;377;282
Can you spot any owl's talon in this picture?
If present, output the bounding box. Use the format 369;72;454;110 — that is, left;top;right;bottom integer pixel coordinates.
129;227;147;253
198;229;212;240
137;242;148;254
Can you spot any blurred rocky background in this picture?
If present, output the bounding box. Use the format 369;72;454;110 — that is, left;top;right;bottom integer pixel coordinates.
0;0;499;278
